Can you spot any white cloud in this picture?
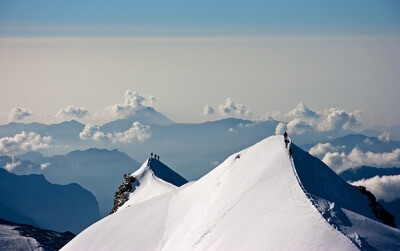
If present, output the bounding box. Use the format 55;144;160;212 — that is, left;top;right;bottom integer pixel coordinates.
203;104;214;115
275;122;286;135
274;118;313;135
321;152;349;172
79;122;151;143
286;118;313;135
351;175;400;202
40;162;50;170
321;148;400;172
210;161;219;166
57;105;88;119
0;132;52;155
4;159;21;172
106;90;156;119
309;143;341;158
238;122;259;128
111;122;151;143
378;131;390;142
317;108;361;131
265;111;284;121
363;138;373;145
218;97;250;117
286;102;319;119
228;128;237;133
79;124;106;141
8;107;32;121
273;104;362;135
348;148;400;167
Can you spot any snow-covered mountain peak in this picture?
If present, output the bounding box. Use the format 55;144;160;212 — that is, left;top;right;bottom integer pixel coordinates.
64;135;400;251
110;157;188;214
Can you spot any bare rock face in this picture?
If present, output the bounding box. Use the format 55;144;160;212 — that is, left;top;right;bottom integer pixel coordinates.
357;186;397;228
110;174;136;214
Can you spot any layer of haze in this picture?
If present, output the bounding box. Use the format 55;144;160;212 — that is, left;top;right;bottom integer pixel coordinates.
1;0;399;127
1;35;399;127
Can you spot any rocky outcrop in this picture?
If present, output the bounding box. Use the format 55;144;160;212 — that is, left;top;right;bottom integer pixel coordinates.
110;174;136;214
110;158;188;214
357;186;397;228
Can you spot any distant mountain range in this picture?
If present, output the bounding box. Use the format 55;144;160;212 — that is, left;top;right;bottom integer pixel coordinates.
339;166;400;182
2;116;399;181
0;168;100;234
301;133;400;154
362;124;400;141
3;148;141;217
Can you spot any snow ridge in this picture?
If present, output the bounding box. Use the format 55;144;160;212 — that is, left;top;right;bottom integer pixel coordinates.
62;135;400;251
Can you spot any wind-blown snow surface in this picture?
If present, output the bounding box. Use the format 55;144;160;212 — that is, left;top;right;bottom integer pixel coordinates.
0;224;41;251
63;136;399;250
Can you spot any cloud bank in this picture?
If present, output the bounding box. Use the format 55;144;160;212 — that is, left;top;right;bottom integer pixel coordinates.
57;105;88;119
4;159;21;172
351;175;400;202
273;103;361;135
378;131;390;142
79;122;151;143
105;90;156;120
40;162;51;170
203;104;214;115
308;143;343;159
111;122;151;143
320;148;400;172
218;98;250;117
0;131;52;155
8;107;32;121
286;102;320;119
79;124;105;141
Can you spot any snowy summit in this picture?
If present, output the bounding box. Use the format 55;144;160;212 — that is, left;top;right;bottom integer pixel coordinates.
110;156;188;214
63;136;400;250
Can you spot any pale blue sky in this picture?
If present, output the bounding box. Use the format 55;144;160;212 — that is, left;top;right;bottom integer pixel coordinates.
0;1;399;127
1;0;400;36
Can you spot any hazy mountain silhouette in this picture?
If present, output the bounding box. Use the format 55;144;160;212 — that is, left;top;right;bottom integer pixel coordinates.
339;166;400;182
0;169;100;234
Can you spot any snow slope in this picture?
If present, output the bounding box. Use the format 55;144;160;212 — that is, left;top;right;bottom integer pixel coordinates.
0;218;75;251
116;158;187;212
63;136;400;250
0;224;42;251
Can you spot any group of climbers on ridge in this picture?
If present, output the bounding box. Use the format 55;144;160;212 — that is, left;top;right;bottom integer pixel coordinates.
150;152;160;160
283;131;292;157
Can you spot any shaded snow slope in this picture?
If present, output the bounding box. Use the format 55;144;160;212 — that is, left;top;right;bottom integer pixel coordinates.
147;158;188;187
63;136;358;250
0;224;41;251
115;158;187;212
0;218;75;251
291;144;400;250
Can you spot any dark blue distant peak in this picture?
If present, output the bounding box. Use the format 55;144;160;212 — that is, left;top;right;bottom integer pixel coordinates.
58;119;84;126
147;158;187;187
